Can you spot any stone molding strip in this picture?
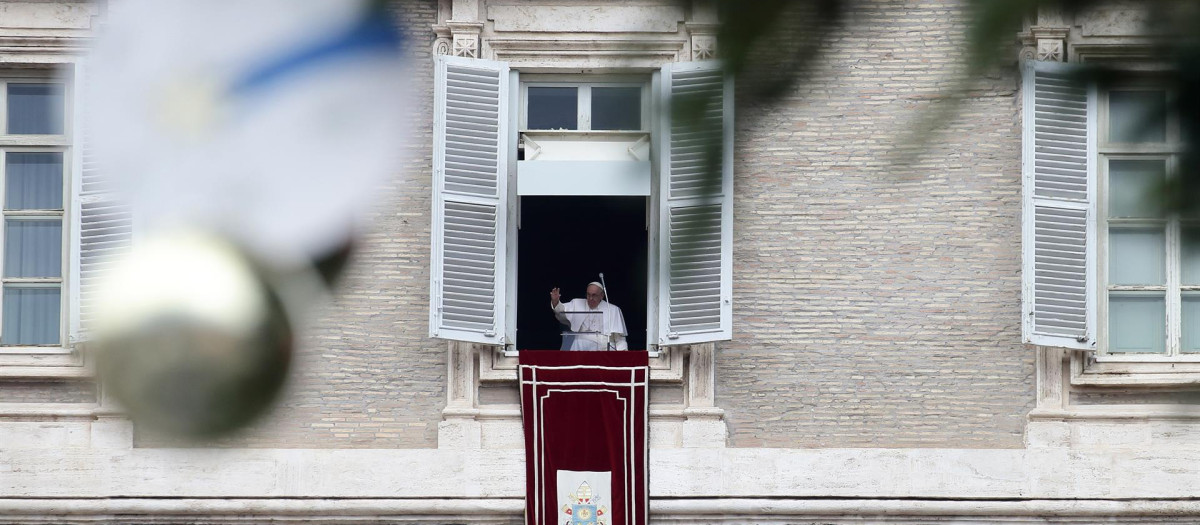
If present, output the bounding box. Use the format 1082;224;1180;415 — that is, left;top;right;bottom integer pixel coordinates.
6;448;1200;499
2;497;1200;523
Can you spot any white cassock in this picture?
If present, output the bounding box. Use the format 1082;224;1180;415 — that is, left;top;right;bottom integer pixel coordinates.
552;299;629;351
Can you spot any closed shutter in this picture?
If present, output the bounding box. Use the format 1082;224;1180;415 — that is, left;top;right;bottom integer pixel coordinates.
1021;59;1096;349
70;59;133;343
429;55;508;344
656;61;733;345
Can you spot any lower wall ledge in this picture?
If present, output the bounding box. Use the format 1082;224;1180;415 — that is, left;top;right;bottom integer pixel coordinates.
4;498;1200;523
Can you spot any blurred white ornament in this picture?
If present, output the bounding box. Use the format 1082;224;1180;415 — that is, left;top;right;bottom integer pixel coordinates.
88;0;409;267
86;0;410;437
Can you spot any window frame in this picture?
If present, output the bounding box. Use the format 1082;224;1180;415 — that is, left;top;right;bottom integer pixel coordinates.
1095;80;1196;362
0;72;73;352
431;56;734;356
509;74;656;356
519;76;650;133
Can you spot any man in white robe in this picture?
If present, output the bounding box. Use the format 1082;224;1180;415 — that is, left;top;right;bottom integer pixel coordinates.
550;282;628;351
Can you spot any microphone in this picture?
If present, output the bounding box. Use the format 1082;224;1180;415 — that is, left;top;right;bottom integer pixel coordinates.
599;272;609;303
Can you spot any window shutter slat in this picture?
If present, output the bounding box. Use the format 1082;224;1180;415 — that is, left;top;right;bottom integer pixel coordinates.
430;55;508;344
1022;60;1096;350
70;59;133;343
657;61;733;346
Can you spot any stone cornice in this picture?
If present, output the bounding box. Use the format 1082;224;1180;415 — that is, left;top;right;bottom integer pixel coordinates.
487;37;686;68
0;35;89;55
1018;27;1069;48
444;20;483;33
1071;42;1162;64
683;22;718;34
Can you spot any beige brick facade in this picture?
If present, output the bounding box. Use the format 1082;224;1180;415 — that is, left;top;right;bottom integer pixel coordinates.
116;0;1041;450
190;0;1034;450
5;1;1200;522
721;0;1031;448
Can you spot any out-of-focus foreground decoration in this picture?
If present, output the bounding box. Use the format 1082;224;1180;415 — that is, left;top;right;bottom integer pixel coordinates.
714;0;1199;205
86;0;409;438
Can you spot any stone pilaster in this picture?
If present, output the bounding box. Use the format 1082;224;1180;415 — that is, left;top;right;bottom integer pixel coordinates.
439;341;481;449
433;0;483;58
682;343;727;447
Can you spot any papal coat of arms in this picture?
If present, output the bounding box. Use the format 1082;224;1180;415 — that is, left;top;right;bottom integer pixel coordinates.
561;481;608;525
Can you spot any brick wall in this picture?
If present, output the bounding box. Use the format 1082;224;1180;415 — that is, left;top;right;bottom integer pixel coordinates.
720;0;1033;448
133;0;1036;449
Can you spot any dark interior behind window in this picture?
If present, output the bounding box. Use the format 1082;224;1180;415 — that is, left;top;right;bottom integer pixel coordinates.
516;196;648;350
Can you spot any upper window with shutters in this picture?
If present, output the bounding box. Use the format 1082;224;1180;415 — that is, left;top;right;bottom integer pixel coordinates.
430;56;733;351
1022;60;1198;370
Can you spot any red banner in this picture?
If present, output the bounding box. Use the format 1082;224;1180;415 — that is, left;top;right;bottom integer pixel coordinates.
520;351;649;525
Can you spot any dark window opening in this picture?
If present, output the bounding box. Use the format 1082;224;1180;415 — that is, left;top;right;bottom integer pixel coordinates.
516;196;648;350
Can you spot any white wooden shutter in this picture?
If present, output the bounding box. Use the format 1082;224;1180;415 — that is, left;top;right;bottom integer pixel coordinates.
1021;59;1096;349
70;59;134;342
429;55;508;344
656;61;733;345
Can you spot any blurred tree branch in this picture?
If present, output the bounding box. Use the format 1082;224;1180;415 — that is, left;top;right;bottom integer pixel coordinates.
701;0;1200;211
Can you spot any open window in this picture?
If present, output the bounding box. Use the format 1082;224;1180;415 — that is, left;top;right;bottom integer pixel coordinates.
1022;59;1200;371
430;55;733;350
516;195;648;350
0;60;131;367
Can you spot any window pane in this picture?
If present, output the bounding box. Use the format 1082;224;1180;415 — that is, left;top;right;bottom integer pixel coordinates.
527;87;577;130
1183;295;1200;353
7;83;65;135
591;87;642;130
4;219;62;278
5;152;63;210
1109;90;1166;143
1184;227;1200;285
1;286;60;345
1109;227;1165;285
1108;293;1164;354
1108;159;1165;218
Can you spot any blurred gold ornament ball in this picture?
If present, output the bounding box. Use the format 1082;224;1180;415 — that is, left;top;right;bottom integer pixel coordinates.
91;232;292;438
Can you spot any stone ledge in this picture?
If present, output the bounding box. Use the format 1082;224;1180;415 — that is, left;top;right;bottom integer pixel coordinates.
3;497;1200;524
5;447;1200;500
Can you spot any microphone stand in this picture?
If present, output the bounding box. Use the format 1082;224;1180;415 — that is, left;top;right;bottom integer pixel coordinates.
599;273;615;350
